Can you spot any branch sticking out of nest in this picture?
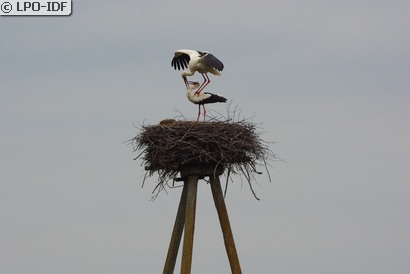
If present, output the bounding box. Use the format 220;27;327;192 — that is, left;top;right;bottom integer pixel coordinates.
130;116;275;200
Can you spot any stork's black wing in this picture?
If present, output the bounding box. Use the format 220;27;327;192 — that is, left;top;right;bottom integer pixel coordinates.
171;52;190;70
202;92;227;104
204;53;224;71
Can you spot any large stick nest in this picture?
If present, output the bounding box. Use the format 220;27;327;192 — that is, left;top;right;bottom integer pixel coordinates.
130;118;275;199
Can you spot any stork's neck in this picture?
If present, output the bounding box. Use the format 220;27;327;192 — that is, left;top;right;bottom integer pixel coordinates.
186;88;197;103
186;84;201;100
181;70;194;77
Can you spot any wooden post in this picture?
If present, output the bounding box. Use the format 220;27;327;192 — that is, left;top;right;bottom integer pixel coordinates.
181;175;199;274
161;165;241;273
210;175;242;274
163;182;188;274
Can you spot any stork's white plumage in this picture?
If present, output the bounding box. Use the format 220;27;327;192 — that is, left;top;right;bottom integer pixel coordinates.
186;81;227;121
172;49;224;95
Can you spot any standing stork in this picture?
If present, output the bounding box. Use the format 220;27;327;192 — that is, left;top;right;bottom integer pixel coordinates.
186;81;227;121
171;49;224;95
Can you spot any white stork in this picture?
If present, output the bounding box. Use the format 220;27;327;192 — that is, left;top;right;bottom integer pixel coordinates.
186;81;227;121
171;49;224;95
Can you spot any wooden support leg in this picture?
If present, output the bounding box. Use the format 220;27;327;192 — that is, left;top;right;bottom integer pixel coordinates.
181;175;199;274
163;183;188;274
210;176;242;274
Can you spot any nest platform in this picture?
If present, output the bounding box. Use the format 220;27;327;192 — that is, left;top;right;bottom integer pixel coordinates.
132;118;269;177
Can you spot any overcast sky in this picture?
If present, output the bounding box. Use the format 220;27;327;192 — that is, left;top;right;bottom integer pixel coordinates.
1;1;410;273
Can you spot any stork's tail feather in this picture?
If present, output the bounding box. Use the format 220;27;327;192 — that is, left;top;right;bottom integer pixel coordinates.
209;68;221;76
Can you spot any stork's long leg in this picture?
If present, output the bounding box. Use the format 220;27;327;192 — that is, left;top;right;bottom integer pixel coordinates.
203;105;207;122
197;105;201;122
195;73;210;95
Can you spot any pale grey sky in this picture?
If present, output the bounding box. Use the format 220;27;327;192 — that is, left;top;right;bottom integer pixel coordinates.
1;1;410;273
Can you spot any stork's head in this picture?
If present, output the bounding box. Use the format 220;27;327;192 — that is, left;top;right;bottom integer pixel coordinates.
187;81;200;91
